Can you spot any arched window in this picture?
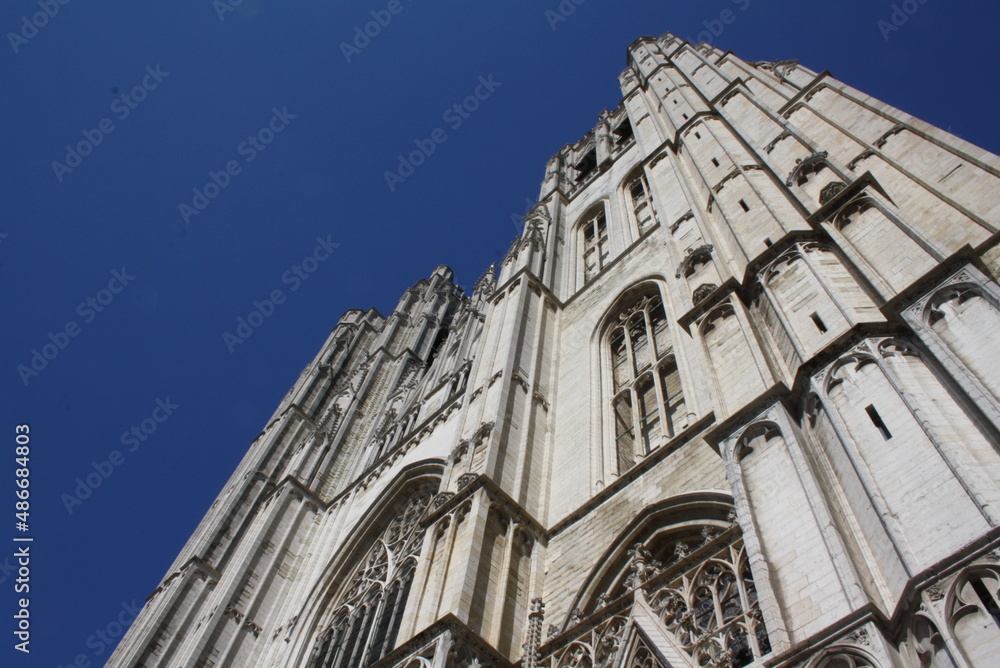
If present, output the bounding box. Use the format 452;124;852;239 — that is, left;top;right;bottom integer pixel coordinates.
949;568;1000;666
609;291;685;473
811;649;878;668
626;172;656;233
580;206;609;282
560;517;771;668
306;485;437;668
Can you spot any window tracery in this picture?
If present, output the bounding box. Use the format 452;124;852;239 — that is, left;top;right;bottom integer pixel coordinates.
609;292;686;473
545;524;770;668
626;173;656;233
581;207;610;283
812;650;877;668
306;486;437;668
638;533;770;667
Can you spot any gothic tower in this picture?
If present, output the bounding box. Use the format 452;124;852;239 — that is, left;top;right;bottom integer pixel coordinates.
109;32;1000;668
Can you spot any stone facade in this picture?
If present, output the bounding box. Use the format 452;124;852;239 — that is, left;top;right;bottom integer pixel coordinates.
108;32;1000;668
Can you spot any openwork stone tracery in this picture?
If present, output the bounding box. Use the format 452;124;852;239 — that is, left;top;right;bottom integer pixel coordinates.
542;525;770;668
306;486;438;668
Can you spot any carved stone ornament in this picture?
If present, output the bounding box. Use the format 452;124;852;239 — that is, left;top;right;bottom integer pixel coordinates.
676;244;714;278
846;626;872;647
456;474;478;491
925;583;946;602
786;151;829;187
432;492;455;510
874;123;907;148
847;149;876;171
693;283;717;305
819;181;848;205
764;131;793;154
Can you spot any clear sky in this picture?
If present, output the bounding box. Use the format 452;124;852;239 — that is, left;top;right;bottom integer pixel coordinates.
2;0;999;664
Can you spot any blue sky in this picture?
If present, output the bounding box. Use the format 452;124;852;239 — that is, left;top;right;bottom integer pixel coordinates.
2;0;999;665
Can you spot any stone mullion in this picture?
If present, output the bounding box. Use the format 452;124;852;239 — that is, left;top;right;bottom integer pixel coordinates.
594;330;611;488
644;309;670;442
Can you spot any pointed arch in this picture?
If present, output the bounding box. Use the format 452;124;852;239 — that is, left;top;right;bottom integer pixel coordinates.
563;492;772;668
596;280;688;474
621;164;658;236
806;646;881;668
289;462;444;668
947;564;1000;666
575;200;611;285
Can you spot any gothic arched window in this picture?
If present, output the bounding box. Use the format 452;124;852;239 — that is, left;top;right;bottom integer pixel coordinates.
609;291;685;473
306;485;437;668
556;519;771;668
626;172;656;233
580;206;610;283
949;568;1000;666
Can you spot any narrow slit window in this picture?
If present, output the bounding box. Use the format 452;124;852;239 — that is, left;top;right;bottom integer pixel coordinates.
711;157;720;167
682;113;689;120
865;405;892;440
694;131;701;140
738;199;750;212
763;238;773;247
810;312;828;333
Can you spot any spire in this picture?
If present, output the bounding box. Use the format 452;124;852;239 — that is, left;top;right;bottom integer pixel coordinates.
521;597;545;668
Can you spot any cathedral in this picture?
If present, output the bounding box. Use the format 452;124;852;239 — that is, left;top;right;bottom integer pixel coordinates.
108;32;1000;668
